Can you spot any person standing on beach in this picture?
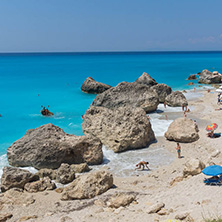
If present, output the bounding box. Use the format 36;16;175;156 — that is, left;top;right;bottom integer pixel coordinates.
164;101;167;108
175;143;181;158
182;104;184;111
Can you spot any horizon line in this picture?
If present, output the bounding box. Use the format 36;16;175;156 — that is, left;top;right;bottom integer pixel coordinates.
1;50;222;54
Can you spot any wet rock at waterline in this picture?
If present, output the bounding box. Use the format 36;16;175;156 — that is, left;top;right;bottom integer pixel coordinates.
135;72;158;86
198;69;222;84
81;77;112;94
0;167;39;192
186;74;197;80
83;106;155;153
165;91;188;107
151;83;172;103
7;123;103;169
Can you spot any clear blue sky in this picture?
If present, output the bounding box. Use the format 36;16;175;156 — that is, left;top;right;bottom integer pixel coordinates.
0;0;222;52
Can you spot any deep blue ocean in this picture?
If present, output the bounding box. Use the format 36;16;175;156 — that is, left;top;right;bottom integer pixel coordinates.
0;51;222;161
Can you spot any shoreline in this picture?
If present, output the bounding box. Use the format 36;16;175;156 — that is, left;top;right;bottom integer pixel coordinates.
1;86;222;221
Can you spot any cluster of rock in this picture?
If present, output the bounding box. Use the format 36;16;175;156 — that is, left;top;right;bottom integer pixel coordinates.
1;165;114;201
81;72;187;108
198;69;222;84
1;71;192;203
81;72;189;151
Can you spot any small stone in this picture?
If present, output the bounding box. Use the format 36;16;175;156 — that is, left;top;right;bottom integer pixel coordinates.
103;207;114;212
157;208;168;215
60;216;73;222
18;215;38;222
94;199;106;207
211;150;221;158
169;208;174;213
95;208;104;213
55;187;64;193
175;212;189;220
0;213;13;222
147;202;165;214
170;176;183;186
107;193;136;208
201;199;211;205
114;206;124;214
44;212;53;217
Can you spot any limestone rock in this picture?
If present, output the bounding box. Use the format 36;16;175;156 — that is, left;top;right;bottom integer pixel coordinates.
147;202;165;214
107;193;136;208
70;163;90;173
175;212;189;220
0;167;39;192
157;208;168;215
198;69;222;84
165;91;188;107
183;159;205;177
61;170;113;200
92;82;159;113
56;163;75;184
0;188;35;206
7;123;103;169
36;169;56;180
18;215;38;222
81;77;112;94
24;177;56;192
165;118;199;143
151;83;172;103
187;74;197;80
170;176;183;186
188;82;194;85
211;150;221;158
83;106;155;153
55;187;64;193
135;72;158;86
0;213;13;222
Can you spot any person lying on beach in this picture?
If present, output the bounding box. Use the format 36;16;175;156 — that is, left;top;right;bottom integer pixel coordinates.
215;108;222;111
135;161;150;170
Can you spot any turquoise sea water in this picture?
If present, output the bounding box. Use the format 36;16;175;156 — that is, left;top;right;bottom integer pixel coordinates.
0;51;222;159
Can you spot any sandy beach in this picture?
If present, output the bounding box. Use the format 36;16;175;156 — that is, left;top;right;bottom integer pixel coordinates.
1;87;222;222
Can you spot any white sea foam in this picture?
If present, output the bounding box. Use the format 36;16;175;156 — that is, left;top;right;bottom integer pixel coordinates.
91;145;174;177
157;104;182;112
0;154;9;179
150;117;173;137
185;91;204;101
0;154;38;181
